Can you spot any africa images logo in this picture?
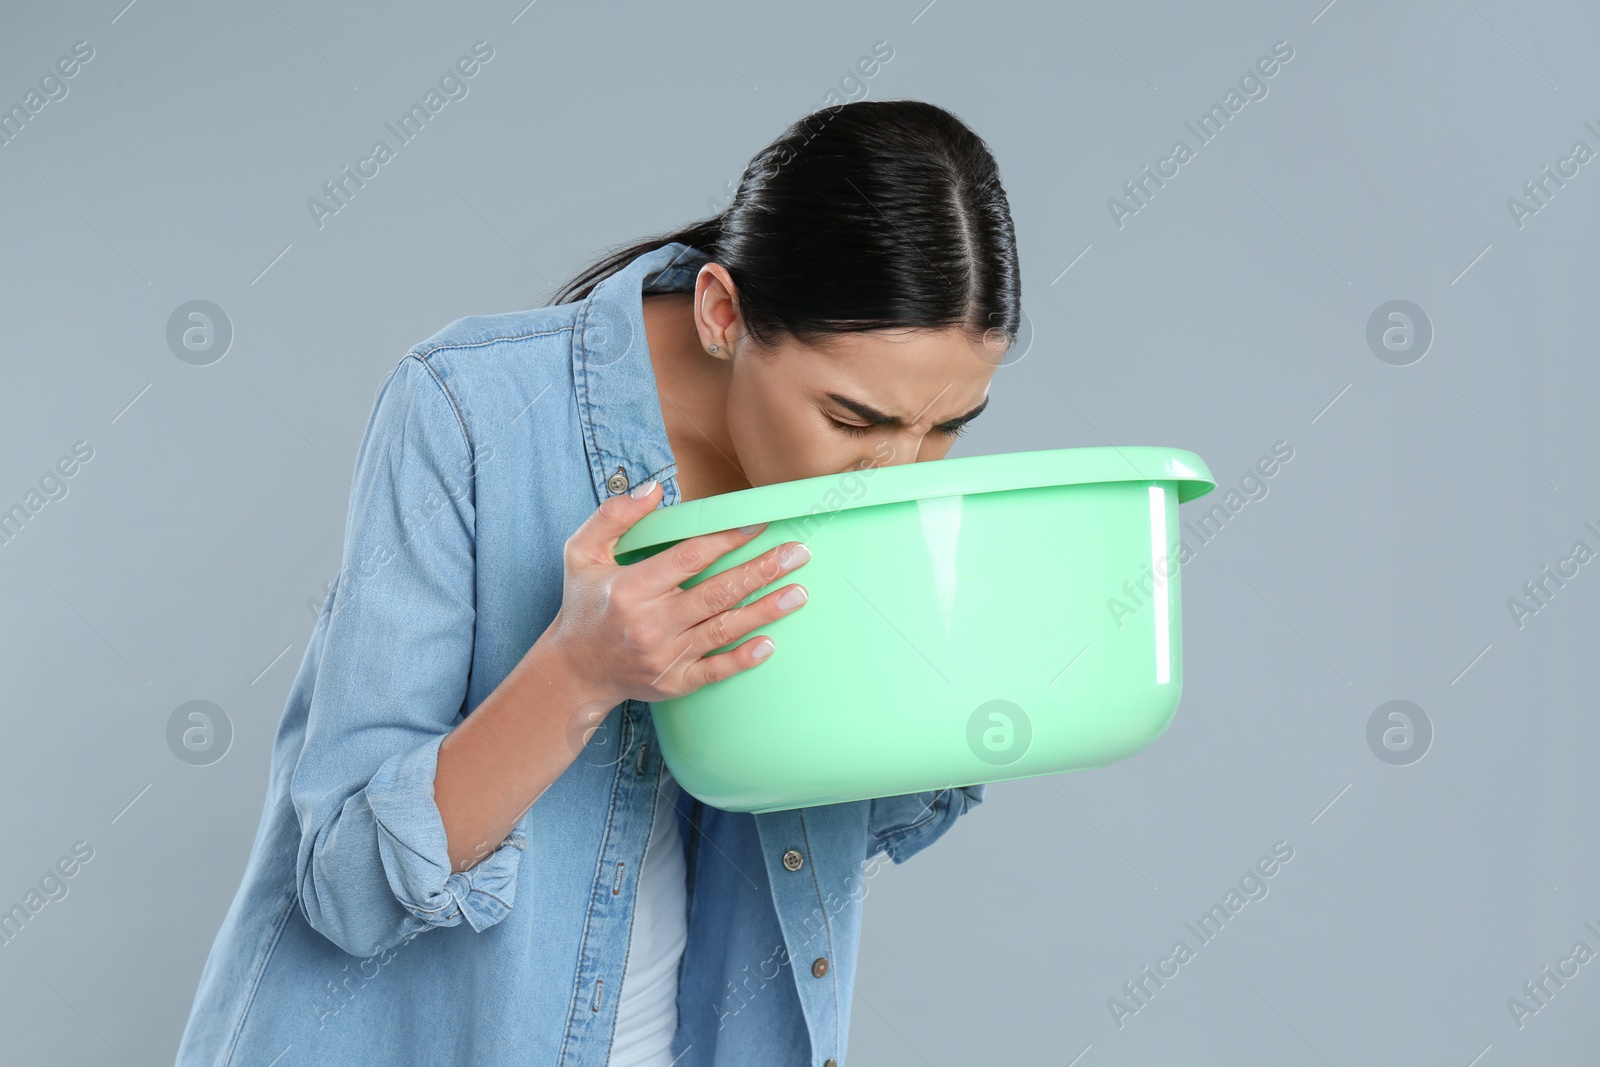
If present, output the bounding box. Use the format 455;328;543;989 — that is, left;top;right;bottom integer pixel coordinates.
1107;40;1295;229
307;41;494;230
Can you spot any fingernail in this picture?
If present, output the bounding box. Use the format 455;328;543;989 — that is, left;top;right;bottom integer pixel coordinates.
778;543;810;569
777;586;807;610
750;638;774;660
738;522;767;536
630;479;658;499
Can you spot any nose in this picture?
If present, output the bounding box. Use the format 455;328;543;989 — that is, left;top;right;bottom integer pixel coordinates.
853;440;914;474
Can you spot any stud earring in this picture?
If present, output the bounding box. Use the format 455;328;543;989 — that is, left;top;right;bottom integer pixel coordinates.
708;344;719;353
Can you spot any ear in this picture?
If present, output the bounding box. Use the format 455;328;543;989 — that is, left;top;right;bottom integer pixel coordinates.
694;263;742;360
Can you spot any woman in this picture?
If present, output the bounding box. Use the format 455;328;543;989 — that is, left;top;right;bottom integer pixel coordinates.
175;98;1019;1067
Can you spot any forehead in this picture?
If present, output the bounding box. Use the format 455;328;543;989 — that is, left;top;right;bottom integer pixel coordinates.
789;327;997;410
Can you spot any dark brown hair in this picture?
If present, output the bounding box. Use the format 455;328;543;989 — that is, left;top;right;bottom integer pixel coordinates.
544;99;1021;351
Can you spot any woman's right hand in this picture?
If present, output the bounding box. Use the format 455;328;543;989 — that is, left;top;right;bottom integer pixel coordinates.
542;478;811;712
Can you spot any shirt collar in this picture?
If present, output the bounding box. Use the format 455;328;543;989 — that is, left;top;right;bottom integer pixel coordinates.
572;240;712;509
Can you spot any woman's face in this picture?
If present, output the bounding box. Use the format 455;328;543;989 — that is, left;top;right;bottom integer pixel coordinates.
694;263;1004;488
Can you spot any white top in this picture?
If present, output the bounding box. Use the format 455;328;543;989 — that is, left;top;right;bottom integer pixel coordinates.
608;764;688;1066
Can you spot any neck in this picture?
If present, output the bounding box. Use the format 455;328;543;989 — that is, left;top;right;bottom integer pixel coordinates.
642;294;748;501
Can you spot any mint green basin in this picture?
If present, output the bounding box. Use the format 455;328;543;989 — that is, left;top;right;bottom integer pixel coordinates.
613;446;1216;813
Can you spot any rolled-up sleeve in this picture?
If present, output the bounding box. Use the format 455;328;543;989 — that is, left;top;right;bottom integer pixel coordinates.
866;783;987;866
289;352;523;958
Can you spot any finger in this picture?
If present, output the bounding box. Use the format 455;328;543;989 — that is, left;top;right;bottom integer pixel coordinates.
567;478;663;565
628;519;770;592
676;540;810;628
682;581;807;661
680;634;776;691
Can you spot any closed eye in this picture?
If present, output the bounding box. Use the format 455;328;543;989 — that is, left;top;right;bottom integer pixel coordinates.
828;417;969;437
827;417;875;436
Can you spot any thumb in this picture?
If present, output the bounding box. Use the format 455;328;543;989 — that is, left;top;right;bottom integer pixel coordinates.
578;478;660;563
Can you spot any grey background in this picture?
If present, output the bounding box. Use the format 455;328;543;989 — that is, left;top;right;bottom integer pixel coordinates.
1;0;1595;1064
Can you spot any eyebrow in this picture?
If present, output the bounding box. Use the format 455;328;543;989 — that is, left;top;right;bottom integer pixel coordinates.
824;391;990;430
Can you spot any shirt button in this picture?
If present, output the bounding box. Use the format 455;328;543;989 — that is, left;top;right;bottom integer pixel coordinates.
811;956;829;978
824;1061;838;1067
606;467;629;494
781;849;804;872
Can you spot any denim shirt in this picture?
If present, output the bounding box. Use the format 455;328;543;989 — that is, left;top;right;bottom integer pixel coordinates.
174;241;984;1067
